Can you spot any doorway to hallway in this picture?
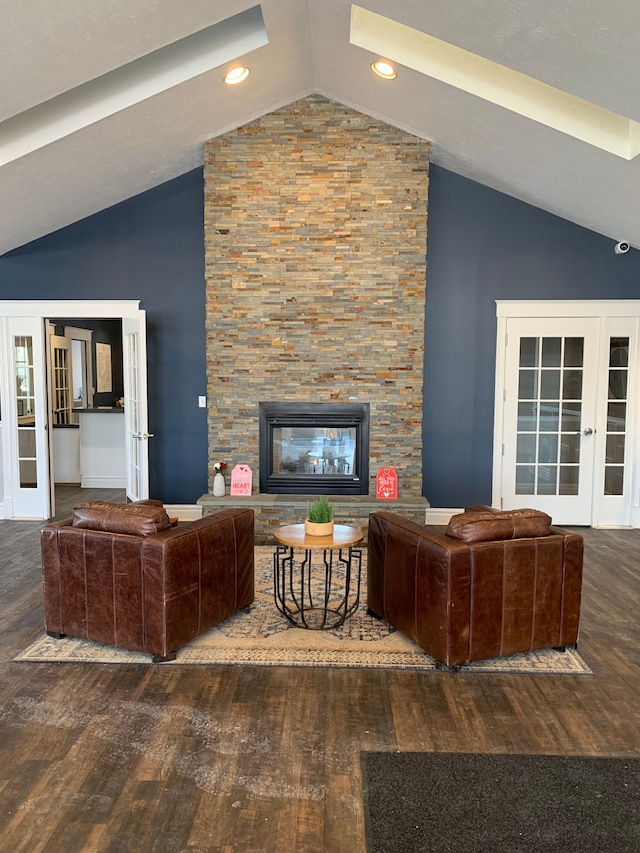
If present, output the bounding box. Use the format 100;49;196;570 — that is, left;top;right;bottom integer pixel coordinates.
0;300;149;520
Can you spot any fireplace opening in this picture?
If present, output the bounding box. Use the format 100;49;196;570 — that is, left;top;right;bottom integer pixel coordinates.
259;402;370;495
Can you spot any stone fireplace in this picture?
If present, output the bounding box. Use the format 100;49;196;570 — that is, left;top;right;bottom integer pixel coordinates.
200;95;429;537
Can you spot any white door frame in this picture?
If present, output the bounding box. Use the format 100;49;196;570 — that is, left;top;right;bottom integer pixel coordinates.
64;325;94;410
0;300;146;520
1;316;52;519
493;300;640;528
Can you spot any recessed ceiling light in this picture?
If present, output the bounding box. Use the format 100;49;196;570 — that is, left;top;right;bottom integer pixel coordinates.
353;5;640;160
371;59;397;80
224;65;250;85
0;7;267;166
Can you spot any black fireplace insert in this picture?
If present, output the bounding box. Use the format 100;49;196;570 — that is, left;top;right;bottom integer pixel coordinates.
259;402;370;495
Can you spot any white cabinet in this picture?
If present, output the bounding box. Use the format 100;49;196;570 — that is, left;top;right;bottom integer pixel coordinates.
78;410;125;488
52;427;81;484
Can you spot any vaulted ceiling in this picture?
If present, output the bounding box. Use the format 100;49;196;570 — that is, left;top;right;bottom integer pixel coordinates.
3;0;640;255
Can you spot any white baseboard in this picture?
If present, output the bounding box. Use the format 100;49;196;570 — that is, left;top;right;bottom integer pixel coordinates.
424;508;463;525
163;504;203;521
81;476;127;488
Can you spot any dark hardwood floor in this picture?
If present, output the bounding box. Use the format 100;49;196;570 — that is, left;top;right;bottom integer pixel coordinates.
1;491;640;852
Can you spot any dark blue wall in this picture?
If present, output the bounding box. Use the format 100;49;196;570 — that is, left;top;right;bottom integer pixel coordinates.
3;163;640;507
423;165;640;506
0;169;207;504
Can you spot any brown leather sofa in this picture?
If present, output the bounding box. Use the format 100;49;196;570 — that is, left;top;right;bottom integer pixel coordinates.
367;506;583;669
41;501;254;662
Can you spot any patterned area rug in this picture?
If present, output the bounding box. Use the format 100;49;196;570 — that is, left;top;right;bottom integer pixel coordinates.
16;548;592;674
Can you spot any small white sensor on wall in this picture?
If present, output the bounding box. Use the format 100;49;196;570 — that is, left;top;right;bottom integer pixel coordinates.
614;241;630;254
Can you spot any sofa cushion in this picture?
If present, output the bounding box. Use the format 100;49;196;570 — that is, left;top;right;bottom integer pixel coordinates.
445;508;552;543
72;501;171;536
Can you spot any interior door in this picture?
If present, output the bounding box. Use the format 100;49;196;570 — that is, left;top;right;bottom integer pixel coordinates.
64;325;94;413
497;311;638;526
500;317;600;525
1;300;148;521
7;317;51;519
48;331;73;426
123;311;150;502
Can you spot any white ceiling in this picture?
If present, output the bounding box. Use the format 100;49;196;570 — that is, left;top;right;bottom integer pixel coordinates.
2;0;640;255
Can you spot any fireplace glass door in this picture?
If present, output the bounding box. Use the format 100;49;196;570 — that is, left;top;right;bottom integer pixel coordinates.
273;426;356;476
259;402;369;495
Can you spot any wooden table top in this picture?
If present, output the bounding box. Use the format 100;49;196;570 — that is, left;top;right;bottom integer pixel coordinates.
274;523;363;550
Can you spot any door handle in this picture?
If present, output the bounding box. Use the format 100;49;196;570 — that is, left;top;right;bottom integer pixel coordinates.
132;432;154;439
579;427;595;436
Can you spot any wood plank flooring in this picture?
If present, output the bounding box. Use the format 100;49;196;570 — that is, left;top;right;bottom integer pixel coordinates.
1;491;640;851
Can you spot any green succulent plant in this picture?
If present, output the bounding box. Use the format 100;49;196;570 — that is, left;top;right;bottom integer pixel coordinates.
306;496;334;523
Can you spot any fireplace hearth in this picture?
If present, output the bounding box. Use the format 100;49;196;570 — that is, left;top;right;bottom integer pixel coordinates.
259;402;370;495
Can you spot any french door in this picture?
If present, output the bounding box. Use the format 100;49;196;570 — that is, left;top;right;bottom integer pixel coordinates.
123;313;150;502
494;302;640;527
3;317;52;519
47;332;73;426
0;301;149;520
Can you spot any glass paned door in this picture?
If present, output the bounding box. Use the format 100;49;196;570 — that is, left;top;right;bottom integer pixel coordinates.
501;318;599;525
515;336;584;498
49;334;72;425
591;324;637;526
15;335;37;488
123;312;150;502
7;317;51;518
499;312;639;527
604;337;628;496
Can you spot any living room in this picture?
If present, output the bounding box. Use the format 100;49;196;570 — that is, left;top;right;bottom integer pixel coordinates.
2;7;640;519
2;2;640;850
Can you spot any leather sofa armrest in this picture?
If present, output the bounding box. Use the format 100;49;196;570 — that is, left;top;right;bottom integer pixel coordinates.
142;508;255;658
368;510;467;561
367;511;472;656
41;521;73;634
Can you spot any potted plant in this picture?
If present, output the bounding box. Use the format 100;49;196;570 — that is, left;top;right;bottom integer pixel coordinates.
305;496;335;536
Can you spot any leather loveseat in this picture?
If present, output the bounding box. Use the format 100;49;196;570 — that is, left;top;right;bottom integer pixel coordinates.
41;501;254;662
367;506;583;669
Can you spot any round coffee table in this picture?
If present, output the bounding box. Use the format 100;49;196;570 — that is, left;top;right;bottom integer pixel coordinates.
273;523;363;630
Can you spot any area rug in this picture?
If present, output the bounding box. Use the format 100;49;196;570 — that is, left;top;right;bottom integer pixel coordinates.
361;752;640;853
15;548;592;674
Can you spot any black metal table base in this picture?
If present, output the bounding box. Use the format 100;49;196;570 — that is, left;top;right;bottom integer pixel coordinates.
273;544;363;630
